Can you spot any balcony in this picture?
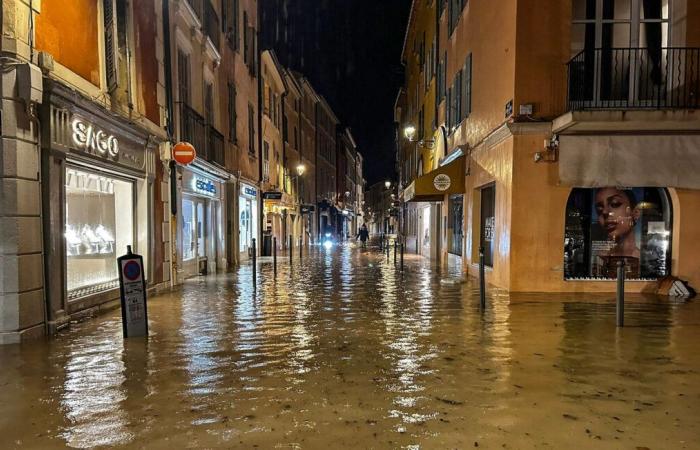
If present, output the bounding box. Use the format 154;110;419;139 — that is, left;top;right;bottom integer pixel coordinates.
567;47;700;111
179;103;226;167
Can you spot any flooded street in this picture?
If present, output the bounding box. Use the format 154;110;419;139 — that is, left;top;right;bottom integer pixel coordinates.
1;244;699;449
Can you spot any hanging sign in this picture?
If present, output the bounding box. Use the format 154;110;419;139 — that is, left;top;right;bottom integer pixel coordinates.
173;142;197;165
117;246;148;338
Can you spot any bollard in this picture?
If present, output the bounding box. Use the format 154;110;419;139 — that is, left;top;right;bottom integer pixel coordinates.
400;242;404;271
273;237;277;276
394;239;398;265
252;238;257;286
289;235;293;264
479;246;486;310
299;237;303;260
617;260;625;327
379;234;383;251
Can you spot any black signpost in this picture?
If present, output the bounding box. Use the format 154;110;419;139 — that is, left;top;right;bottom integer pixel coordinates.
117;245;149;338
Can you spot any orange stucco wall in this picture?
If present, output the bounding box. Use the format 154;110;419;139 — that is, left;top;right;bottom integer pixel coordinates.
35;0;100;86
513;0;569;120
672;189;700;289
463;136;514;290
445;0;517;150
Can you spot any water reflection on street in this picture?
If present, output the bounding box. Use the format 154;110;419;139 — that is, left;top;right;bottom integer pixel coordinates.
1;244;699;448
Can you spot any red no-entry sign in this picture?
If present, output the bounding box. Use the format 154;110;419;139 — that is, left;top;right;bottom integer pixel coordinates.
173;142;196;165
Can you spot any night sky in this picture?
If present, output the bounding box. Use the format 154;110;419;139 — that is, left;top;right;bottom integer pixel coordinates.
261;0;412;186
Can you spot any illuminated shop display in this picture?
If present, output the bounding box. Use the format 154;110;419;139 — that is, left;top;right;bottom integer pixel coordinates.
564;187;672;280
65;167;134;299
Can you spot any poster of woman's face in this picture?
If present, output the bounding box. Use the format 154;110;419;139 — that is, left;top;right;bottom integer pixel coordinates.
564;187;671;281
593;187;642;259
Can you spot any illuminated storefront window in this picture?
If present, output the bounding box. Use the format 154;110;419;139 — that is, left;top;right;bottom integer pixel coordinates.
564;187;672;280
65;167;134;299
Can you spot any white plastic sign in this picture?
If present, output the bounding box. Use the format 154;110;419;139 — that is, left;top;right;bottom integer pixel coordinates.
117;247;148;337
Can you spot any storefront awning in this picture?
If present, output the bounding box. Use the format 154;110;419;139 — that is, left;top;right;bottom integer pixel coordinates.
403;156;466;202
559;135;700;189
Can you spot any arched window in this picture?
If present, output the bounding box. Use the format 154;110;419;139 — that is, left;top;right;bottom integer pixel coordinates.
564;187;672;280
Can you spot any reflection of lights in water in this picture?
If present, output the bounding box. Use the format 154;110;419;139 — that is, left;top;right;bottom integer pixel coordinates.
61;335;132;447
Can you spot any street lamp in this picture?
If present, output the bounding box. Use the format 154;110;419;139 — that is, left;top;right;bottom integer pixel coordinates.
296;164;306;177
385;180;392;189
404;125;417;141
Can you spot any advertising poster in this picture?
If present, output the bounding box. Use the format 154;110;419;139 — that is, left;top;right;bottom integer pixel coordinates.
564;187;671;280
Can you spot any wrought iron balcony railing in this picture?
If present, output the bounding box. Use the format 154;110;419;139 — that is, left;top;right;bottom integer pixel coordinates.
567;47;700;111
179;103;225;167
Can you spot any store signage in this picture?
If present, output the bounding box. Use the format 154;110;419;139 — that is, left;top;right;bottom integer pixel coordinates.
242;184;257;198
434;174;452;191
194;177;217;196
301;205;315;214
117;246;148;338
263;191;283;200
72;118;119;157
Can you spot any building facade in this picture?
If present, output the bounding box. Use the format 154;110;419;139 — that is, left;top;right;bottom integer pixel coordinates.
296;74;320;244
316;96;339;237
1;0;169;342
398;0;700;292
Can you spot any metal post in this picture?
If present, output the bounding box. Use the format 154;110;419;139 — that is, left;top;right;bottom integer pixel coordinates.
299;237;303;260
394;239;397;265
273;237;277;276
479;246;486;310
400;242;404;271
252;238;257;286
289;235;293;264
617;260;625;327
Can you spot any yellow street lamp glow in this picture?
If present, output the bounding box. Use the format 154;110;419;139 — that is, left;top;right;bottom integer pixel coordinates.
385;180;391;189
296;164;306;176
404;125;416;141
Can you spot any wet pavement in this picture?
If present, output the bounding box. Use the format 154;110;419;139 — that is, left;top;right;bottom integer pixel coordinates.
1;243;699;449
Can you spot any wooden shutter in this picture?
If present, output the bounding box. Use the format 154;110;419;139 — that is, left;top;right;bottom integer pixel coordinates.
103;0;119;92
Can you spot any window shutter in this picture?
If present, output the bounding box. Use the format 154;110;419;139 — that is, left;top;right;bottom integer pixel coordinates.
465;53;472;117
103;0;119;92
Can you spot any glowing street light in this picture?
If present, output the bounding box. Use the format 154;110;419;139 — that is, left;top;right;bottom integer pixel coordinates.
296;164;306;177
404;125;417;141
385;180;392;189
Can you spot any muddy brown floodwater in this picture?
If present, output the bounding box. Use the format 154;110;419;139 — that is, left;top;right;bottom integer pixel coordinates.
1;244;699;449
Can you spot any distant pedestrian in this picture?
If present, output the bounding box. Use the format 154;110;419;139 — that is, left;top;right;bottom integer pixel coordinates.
357;224;369;248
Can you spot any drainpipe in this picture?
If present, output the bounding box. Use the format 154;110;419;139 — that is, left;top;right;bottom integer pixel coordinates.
257;1;264;256
163;0;177;286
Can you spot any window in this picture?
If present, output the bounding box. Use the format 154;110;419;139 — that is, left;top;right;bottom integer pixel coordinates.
448;0;467;35
462;53;472;119
248;103;255;155
263;141;270;181
223;0;240;50
177;50;191;105
204;82;214;124
564;187;672;280
228;83;237;143
65;166;134;299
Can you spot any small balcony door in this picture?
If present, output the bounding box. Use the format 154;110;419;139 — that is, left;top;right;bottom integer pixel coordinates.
571;0;671;107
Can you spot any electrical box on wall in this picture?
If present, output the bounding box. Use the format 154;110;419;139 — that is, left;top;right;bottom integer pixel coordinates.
16;63;43;105
519;104;534;115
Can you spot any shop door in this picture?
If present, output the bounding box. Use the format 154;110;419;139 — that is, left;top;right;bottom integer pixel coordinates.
480;185;496;267
182;197;209;277
420;206;431;258
239;197;253;258
448;195;464;256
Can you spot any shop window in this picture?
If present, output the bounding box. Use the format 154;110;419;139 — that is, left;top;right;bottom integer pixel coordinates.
480;184;496;267
564;187;672;280
65;167;134;299
182;199;196;261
